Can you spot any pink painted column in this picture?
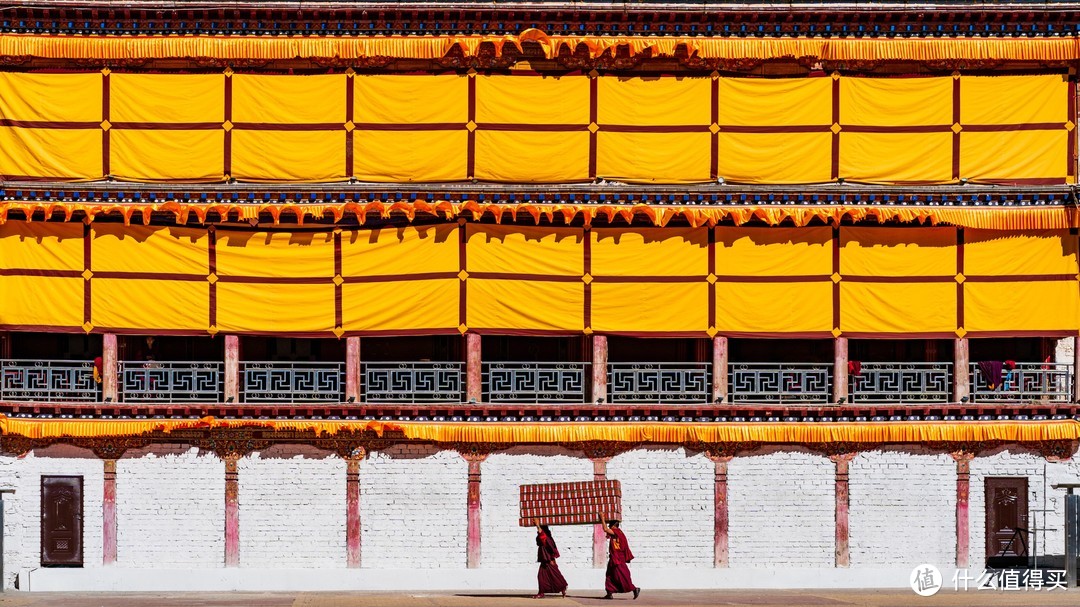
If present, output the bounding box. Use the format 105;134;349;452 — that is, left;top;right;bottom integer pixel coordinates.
954;338;970;403
832;336;848;404
830;453;856;568
591;335;608;404
712;336;728;404
224;454;240;566
102;333;118;402
102;459;117;565
464;453;487;568
465;333;482;403
346;449;365;568
953;452;973;568
224;335;240;403
706;454;732;567
591;457;610;567
345;336;361;404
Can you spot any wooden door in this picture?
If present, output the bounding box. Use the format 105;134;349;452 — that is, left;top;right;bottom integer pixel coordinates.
41;475;83;566
985;477;1028;559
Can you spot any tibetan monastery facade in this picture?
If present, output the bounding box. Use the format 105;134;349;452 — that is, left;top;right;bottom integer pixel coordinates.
1;0;1080;591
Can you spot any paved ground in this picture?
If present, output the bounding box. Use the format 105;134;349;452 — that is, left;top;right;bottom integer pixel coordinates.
1;589;1080;607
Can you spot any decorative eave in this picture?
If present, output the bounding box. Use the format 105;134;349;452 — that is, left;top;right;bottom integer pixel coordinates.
1;183;1076;229
3;2;1080;39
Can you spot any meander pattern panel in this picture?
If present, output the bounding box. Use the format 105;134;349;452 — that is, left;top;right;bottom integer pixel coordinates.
0;72;1072;185
0;223;1076;337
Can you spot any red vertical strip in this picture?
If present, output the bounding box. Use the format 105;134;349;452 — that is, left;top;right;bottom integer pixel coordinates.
953;453;973;568
466;75;476;180
707;227;716;332
224;455;240;566
710;78;719;181
345;76;355;179
102;459;117;565
583;227;592;330
223;74;233;179
1069;76;1076;180
956;228;965;330
334;231;343;330
831;454;854;568
830;76;840;181
459;222;467;328
589;77;599;180
709;455;731;567
465;455;486;568
83;222;92;325
591;458;608;568
102;72;110;178
952;76;962;182
832;227;841;331
346;456;362;568
208;226;217;330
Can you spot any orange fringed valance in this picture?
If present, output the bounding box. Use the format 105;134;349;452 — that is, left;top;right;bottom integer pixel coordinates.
1;32;1079;63
2;415;1078;445
1;201;1077;231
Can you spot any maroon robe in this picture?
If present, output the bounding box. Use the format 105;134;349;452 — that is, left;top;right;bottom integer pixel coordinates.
536;531;568;595
604;527;637;594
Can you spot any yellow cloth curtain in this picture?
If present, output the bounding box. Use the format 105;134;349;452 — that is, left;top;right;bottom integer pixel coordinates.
2;415;1077;445
2;222;1079;336
0;72;1070;185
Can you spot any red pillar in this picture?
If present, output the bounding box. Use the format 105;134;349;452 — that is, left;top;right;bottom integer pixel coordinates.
465;333;482;403
224;335;240;403
953;452;973;568
832;336;848;404
591;335;608;404
954;338;970;403
224;454;240;566
102;333;118;402
591;457;610;567
1072;337;1080;403
345;336;361;404
830;453;856;568
346;450;364;568
102;459;117;565
706;454;731;567
712;336;728;404
464;453;487;568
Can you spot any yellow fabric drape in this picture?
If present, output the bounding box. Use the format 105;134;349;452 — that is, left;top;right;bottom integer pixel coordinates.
2;415;1077;445
1;34;1078;63
0;72;1070;185
3;222;1078;337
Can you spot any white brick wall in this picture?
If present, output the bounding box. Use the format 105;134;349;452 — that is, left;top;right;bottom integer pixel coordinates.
2;445;103;588
238;444;345;568
360;445;466;569
116;444;224;568
849;448;955;567
606;447;712;568
728;448;834;568
481;446;593;569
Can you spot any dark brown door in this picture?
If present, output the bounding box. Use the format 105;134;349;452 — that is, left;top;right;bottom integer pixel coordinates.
985;477;1028;560
41;475;83;566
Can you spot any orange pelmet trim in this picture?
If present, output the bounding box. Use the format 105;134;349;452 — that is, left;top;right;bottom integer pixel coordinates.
1;201;1076;230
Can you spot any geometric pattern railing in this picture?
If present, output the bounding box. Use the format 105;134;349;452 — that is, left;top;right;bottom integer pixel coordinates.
241;361;344;403
483;362;589;403
0;359;98;402
361;361;464;403
970;362;1074;403
607;362;711;403
848;362;953;404
120;361;223;403
728;362;832;404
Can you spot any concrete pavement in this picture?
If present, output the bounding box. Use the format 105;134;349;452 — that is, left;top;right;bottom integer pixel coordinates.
1;589;1080;607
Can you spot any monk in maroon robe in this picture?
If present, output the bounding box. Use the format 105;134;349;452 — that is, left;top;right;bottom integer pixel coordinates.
599;516;640;600
534;522;568;598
